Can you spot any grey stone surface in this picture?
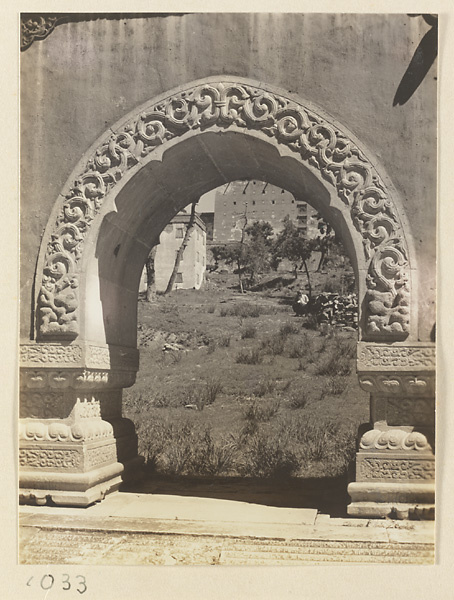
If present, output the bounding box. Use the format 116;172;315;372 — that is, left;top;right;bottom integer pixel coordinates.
19;492;434;565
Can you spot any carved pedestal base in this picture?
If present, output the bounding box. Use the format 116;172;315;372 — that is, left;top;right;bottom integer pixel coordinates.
19;348;144;506
347;424;435;519
19;420;144;506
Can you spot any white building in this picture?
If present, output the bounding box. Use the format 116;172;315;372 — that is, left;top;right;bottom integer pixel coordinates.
140;212;207;293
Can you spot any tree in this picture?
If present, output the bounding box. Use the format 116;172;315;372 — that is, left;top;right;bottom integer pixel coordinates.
165;201;198;294
272;216;314;297
313;213;335;272
245;221;274;248
145;246;157;302
312;213;349;272
210;220;275;292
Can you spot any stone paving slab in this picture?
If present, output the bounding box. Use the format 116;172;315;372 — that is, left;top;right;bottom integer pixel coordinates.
19;491;435;566
20;491;318;525
19;526;435;566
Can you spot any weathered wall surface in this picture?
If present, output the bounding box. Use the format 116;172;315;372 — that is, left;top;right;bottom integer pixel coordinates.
20;13;437;341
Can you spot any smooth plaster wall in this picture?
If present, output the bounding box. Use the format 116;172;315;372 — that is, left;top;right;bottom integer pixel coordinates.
20;13;437;341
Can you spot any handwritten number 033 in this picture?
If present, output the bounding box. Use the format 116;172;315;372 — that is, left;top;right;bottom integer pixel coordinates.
26;574;87;594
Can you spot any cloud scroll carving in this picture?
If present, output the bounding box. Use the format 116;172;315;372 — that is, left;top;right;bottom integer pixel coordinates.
37;79;412;341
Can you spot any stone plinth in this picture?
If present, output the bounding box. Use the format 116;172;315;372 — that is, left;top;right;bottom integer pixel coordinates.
348;343;435;519
19;342;143;506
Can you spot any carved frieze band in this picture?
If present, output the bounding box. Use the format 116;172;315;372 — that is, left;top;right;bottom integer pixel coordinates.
19;445;118;470
358;373;435;396
19;448;81;470
20;368;136;391
20;343;139;371
357;343;435;370
358;457;435;481
85;444;118;469
37;80;411;341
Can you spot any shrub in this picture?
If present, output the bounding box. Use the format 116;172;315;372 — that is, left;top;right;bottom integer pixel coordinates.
242;398;281;422
283;415;357;474
327;375;348;396
238;430;299;478
322;280;338;293
287;339;308;359
206;339;217;354
203;377;223;405
288;390;308;410
279;322;299;337
235;347;264;365
219;303;265;318
217;334;231;347
253;379;276;397
302;313;319;330
315;353;352;376
206;304;216;314
241;325;257;339
260;334;286;356
288;388;325;409
160;302;179;315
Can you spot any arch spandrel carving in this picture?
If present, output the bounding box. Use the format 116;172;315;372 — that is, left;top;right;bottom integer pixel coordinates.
36;77;413;342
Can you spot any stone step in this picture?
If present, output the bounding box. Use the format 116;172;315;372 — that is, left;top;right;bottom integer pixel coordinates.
20;526;434;566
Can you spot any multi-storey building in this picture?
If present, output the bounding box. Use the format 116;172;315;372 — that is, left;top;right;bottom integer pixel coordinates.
212;180;317;243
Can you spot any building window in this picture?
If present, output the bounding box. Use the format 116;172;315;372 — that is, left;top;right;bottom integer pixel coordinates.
176;273;183;283
233;201;236;205
271;200;275;205
176;228;184;238
252;200;256;205
197;251;200;263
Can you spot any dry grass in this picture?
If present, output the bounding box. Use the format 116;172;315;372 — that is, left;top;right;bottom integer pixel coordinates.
235;347;265;365
125;273;368;480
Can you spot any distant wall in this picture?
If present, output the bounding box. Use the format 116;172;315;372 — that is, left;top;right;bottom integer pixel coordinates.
21;13;437;341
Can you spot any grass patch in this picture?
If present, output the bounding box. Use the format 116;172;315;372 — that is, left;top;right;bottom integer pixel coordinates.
242;398;281;422
235;347;265;365
241;325;257;339
217;334;231;347
260;334;286;356
253;379;276;397
327;375;348;396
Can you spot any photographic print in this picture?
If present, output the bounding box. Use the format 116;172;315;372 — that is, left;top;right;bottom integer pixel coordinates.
19;12;436;568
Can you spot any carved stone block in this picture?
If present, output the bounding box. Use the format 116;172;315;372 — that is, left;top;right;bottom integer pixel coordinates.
356;453;435;483
19;446;83;472
357;342;435;371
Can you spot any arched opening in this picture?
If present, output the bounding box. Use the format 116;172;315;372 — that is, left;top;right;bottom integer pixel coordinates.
85;130;363;349
118;171;364;513
20;77;434;518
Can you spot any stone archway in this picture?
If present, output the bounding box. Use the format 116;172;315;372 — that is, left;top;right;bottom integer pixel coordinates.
20;77;435;516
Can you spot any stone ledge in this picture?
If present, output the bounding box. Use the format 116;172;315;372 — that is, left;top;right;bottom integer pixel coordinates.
348;481;435;505
347;501;435;520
